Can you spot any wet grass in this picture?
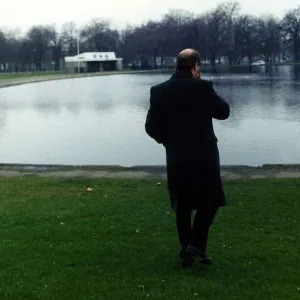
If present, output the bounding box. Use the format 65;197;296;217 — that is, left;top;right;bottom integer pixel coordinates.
0;69;171;82
0;177;299;300
0;71;65;80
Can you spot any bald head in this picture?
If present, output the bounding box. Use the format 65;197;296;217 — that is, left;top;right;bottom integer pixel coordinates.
176;48;200;71
178;48;196;57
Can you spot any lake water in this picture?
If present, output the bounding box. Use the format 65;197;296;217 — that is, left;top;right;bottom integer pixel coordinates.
0;66;300;167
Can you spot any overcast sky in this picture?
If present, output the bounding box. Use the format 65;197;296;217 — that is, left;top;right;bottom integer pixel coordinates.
1;0;299;31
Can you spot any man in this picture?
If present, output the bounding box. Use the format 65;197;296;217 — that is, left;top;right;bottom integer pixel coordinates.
145;49;230;268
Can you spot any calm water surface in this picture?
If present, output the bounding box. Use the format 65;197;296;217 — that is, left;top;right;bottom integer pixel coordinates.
0;66;300;166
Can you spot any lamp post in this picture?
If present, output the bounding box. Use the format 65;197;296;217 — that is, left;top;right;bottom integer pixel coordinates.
77;34;80;73
32;49;36;73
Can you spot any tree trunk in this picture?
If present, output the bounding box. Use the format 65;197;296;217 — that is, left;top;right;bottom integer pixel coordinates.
293;36;299;60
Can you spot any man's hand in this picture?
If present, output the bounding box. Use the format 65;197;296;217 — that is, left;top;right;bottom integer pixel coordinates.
194;72;202;80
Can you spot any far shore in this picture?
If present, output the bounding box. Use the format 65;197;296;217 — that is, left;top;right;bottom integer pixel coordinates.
0;163;300;180
0;69;171;89
1;62;300;89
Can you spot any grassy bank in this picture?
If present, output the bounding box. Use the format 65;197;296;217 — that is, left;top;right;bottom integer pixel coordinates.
0;69;171;81
1;61;300;81
0;178;299;300
0;71;65;80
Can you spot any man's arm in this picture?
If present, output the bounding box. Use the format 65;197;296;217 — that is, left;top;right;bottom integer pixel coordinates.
205;81;230;120
145;87;163;144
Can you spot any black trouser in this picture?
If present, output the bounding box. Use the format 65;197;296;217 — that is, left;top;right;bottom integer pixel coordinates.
176;206;218;252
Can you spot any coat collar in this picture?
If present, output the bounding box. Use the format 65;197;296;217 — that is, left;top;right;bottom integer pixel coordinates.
170;69;193;79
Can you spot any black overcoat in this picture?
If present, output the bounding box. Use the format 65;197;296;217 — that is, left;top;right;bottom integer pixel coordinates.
145;70;230;212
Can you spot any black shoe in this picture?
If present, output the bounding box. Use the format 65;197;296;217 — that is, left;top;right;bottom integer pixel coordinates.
200;257;213;265
181;251;194;268
179;247;187;259
179;246;194;268
187;245;213;265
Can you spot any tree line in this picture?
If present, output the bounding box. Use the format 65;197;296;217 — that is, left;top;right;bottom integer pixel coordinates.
1;1;300;72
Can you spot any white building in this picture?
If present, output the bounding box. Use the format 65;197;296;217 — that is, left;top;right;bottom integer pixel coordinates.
64;52;123;73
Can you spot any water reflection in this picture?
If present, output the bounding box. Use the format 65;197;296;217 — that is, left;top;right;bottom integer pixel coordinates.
35;100;61;115
0;108;7;137
0;66;299;166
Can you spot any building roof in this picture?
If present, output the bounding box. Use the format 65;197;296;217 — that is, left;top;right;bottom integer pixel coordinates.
65;52;122;62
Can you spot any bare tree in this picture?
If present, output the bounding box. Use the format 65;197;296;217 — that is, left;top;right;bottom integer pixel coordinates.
119;26;138;66
282;7;300;60
24;25;59;71
234;15;262;64
1;2;300;71
162;9;195;56
259;16;281;63
80;19;119;52
0;30;8;71
60;22;78;56
205;4;229;65
222;1;241;65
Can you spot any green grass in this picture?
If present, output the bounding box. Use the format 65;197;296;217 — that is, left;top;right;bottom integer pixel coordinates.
0;69;169;81
0;71;65;80
0;178;299;300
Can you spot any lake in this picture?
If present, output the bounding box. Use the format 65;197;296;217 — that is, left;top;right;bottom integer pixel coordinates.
0;65;300;167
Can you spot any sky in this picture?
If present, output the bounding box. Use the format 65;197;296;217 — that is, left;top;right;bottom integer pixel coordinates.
1;0;299;32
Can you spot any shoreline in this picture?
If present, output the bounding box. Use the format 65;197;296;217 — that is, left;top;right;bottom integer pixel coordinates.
1;63;298;89
0;69;171;89
0;163;300;179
